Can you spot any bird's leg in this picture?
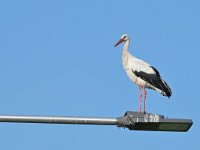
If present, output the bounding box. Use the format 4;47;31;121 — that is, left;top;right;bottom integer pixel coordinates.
144;88;147;113
138;86;142;112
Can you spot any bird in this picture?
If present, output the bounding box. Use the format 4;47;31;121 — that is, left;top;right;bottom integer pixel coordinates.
114;34;172;112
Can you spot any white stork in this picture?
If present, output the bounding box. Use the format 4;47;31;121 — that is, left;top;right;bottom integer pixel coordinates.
114;34;172;112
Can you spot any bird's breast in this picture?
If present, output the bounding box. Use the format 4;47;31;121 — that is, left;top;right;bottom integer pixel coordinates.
122;63;148;87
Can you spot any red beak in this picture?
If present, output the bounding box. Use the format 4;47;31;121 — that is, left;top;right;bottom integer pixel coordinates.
114;38;124;47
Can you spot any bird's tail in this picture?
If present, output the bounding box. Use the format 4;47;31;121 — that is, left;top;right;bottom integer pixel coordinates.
160;79;172;98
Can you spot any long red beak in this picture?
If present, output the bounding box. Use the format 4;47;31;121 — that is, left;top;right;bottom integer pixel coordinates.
114;38;124;47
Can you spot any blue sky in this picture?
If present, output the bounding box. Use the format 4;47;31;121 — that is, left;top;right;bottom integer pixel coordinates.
0;0;199;149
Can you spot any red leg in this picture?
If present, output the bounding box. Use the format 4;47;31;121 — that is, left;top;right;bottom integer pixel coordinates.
138;86;142;112
144;88;147;113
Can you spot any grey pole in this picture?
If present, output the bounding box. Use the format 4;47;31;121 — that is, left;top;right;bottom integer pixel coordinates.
0;115;117;125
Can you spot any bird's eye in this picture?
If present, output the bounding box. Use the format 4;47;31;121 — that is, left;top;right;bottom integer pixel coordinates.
123;36;127;39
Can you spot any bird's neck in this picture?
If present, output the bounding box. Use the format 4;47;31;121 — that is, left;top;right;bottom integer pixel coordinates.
122;40;130;68
122;40;130;59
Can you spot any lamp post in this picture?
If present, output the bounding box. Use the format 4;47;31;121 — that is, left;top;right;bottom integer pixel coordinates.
0;111;192;132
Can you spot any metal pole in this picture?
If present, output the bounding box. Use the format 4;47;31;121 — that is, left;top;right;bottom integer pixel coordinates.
0;115;117;125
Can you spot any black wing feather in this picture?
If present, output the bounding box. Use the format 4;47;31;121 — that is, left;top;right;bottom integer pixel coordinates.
133;70;172;97
150;66;160;77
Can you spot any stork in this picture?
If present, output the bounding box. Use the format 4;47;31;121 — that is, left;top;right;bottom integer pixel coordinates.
114;34;172;112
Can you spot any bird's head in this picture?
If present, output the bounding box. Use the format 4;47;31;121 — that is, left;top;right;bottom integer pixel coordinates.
114;34;130;47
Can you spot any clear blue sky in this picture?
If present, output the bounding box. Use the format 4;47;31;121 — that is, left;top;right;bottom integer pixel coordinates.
0;0;199;149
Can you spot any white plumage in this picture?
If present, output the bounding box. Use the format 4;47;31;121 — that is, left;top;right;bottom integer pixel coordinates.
114;34;172;112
